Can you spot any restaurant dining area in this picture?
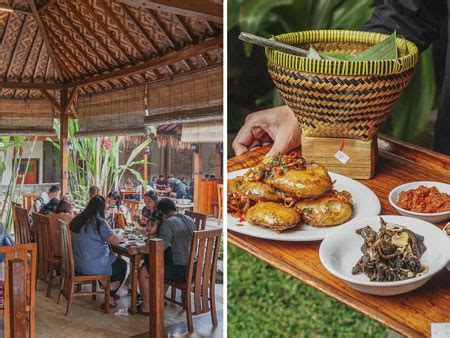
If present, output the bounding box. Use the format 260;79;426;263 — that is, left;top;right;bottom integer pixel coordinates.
0;0;223;337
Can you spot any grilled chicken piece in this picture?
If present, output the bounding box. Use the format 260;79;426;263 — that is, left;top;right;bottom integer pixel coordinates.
268;163;332;199
228;176;243;193
239;181;282;202
295;190;353;227
245;202;301;232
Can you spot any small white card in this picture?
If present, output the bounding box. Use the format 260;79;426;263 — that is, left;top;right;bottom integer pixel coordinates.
444;223;450;271
431;323;450;338
335;150;350;164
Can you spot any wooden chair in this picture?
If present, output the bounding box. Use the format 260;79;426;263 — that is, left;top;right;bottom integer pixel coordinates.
11;202;21;226
22;194;38;213
123;199;140;221
57;220;111;316
217;184;223;224
165;229;222;333
14;207;32;244
32;213;61;298
0;243;37;338
185;210;207;231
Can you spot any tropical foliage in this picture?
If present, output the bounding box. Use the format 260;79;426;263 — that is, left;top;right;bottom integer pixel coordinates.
228;0;435;142
49;120;151;205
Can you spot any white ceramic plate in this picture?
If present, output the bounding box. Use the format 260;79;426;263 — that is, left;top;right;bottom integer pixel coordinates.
389;181;450;223
319;215;450;296
227;168;381;241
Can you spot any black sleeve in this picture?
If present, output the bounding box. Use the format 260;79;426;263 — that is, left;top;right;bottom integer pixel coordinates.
361;0;447;51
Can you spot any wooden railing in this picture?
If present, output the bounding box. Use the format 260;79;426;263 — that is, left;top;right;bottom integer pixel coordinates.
149;239;164;338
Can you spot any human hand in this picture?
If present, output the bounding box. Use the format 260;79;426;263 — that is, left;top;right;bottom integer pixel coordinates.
232;105;301;157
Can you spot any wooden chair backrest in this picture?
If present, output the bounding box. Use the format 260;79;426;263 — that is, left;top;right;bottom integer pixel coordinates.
123;199;140;219
11;202;21;225
0;243;37;338
217;184;223;220
32;213;52;282
14;207;32;245
58;220;74;300
186;229;222;316
22;194;38;213
184;210;207;231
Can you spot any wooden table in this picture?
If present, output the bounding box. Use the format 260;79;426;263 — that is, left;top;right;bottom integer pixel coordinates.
110;243;143;314
228;134;450;337
120;190;136;200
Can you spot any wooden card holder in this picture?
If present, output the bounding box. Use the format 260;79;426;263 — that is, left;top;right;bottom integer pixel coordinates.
301;135;378;179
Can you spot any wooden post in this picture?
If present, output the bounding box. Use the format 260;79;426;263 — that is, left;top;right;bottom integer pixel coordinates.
60;89;69;196
164;147;171;178
214;143;222;178
8;258;27;338
193;144;202;212
149;239;164;338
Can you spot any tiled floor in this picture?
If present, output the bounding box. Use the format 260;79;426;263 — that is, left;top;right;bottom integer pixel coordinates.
1;280;223;338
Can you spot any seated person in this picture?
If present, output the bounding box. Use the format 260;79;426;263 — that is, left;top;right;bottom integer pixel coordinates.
39;198;60;215
140;190;158;226
156;175;166;190
32;185;60;214
167;177;187;199
149;177;158;190
128;198;195;316
48;200;73;257
70;196;127;309
88;186;100;200
106;191;132;224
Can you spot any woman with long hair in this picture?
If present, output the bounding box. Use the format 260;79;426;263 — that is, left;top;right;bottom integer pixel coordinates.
70;196;127;309
106;191;132;223
140;190;158;226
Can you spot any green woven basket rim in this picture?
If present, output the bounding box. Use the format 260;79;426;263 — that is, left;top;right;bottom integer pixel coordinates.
265;29;419;76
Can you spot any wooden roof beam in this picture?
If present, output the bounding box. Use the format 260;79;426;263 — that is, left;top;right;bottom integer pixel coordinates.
28;0;64;81
37;0;56;13
117;0;223;24
0;80;62;89
0;4;32;15
39;89;61;112
67;36;222;88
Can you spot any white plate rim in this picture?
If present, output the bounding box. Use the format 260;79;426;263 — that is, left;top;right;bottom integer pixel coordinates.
388;181;450;217
319;215;450;287
227;168;381;241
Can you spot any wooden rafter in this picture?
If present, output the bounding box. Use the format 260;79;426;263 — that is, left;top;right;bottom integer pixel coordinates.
28;0;64;81
97;0;146;58
40;89;61;111
64;86;79;115
12;24;39;97
37;0;56;13
5;15;27;79
68;36;222;87
64;1;122;68
0;80;62;89
28;38;44;97
79;0;135;64
117;0;223;24
0;4;31;15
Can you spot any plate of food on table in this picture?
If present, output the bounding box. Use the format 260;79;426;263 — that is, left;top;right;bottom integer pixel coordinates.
227;151;381;241
319;216;450;296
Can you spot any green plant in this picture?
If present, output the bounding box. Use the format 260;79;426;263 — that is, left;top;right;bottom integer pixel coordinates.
228;0;435;143
49;120;151;205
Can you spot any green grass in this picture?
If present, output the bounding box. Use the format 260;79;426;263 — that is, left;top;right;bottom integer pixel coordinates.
227;245;388;338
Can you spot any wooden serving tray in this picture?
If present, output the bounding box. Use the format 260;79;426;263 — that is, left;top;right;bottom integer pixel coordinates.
228;134;450;337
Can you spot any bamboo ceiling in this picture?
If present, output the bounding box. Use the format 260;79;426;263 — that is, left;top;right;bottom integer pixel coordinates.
0;0;223;100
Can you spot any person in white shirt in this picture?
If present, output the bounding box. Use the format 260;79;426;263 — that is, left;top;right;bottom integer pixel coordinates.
32;185;60;214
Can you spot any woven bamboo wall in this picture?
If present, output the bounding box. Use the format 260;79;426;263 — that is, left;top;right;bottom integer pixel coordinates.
76;84;146;136
181;120;222;143
147;66;222;115
0;99;55;134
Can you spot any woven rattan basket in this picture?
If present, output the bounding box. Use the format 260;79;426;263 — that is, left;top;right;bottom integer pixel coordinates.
266;30;419;140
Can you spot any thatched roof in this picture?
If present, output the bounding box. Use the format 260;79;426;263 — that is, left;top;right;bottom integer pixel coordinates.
0;0;223;99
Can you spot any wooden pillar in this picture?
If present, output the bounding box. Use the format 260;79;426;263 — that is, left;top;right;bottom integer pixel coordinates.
60;89;69;197
8;258;27;338
214;143;222;178
164;147;171;178
193;144;202;212
149;239;164;338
